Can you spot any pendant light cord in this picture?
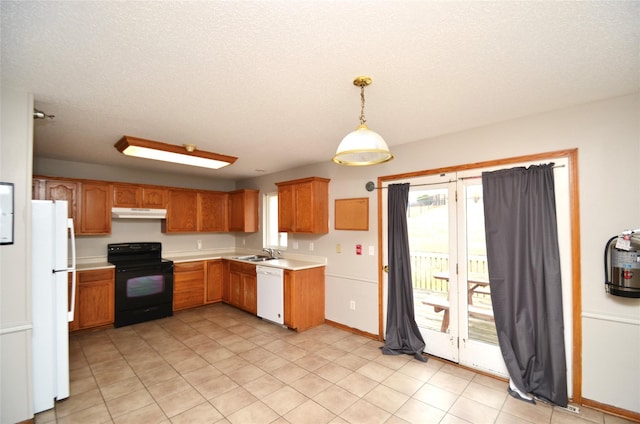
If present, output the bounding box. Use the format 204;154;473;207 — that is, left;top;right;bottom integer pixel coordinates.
359;84;367;125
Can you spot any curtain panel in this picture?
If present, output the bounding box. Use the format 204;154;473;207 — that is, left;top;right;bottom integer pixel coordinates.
482;164;568;406
382;183;427;362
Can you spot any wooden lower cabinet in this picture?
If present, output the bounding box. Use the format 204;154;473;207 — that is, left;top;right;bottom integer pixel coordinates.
284;266;325;331
170;259;324;333
228;261;257;314
206;260;223;303
69;268;115;331
173;261;206;311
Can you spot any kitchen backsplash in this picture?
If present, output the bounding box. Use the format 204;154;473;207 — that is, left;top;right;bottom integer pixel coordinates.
75;219;236;260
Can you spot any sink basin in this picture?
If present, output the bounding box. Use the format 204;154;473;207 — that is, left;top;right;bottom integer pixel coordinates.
248;257;276;262
233;255;276;262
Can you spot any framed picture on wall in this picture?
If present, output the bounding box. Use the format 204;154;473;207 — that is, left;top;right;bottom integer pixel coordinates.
0;182;14;245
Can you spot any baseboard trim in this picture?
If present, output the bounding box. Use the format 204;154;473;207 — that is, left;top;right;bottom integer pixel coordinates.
324;319;380;341
581;397;640;423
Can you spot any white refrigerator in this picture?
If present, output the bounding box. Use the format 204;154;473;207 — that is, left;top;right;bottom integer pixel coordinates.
31;200;76;414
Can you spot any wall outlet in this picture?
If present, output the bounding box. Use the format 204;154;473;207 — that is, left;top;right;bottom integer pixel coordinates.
197;240;202;250
368;245;375;255
309;242;314;251
336;243;342;253
349;300;356;310
293;241;299;250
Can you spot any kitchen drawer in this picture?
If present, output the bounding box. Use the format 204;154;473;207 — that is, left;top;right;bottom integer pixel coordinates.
174;261;205;272
78;268;114;283
174;261;205;311
174;275;203;291
173;287;205;310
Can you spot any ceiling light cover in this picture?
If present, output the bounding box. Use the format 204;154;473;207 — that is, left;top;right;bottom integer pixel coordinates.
333;76;393;166
115;136;237;170
333;124;393;166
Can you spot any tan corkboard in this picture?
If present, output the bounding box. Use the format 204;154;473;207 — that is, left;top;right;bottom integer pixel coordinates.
335;198;369;231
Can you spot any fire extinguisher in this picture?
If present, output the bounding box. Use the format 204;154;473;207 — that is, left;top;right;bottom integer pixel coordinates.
604;230;640;298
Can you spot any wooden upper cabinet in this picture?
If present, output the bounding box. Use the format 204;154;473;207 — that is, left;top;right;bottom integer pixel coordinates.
80;182;111;235
141;187;167;208
39;179;80;232
198;191;228;232
34;176;111;235
112;184;140;208
113;184;167;209
276;177;330;234
165;189;198;232
277;184;295;232
228;189;259;232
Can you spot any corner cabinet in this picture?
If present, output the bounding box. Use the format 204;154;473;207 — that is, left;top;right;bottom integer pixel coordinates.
228;189;259;232
164;189;237;233
33;178;80;233
284;266;326;331
33;177;111;235
276;177;330;234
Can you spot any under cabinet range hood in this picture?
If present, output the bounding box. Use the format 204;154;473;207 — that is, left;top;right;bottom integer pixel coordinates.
111;207;167;219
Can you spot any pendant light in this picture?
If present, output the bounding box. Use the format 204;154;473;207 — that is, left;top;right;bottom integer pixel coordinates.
332;76;393;166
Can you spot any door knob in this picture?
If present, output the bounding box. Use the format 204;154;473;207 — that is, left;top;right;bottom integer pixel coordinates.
383;265;389;273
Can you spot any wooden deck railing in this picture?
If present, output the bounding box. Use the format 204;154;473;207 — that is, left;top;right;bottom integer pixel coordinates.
410;252;488;292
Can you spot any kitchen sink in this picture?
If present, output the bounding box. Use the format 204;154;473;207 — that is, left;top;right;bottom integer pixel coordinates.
233;255;276;262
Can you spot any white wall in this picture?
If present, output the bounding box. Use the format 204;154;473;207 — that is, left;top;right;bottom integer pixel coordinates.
75;220;237;260
0;87;34;423
240;93;640;413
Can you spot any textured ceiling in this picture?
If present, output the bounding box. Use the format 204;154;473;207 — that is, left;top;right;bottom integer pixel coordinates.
2;1;639;180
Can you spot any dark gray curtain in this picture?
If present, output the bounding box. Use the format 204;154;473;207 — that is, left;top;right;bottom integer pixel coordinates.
382;183;427;362
482;164;568;406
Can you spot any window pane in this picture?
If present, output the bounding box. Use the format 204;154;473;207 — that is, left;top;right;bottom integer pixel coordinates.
264;192;287;249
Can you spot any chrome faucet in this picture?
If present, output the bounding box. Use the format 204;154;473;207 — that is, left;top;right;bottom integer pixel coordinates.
262;248;280;259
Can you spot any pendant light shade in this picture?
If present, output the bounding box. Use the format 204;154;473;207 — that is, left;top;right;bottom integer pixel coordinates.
333;76;393;166
333;124;393;166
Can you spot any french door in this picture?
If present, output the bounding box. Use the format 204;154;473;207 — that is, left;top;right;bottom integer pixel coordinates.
382;172;507;376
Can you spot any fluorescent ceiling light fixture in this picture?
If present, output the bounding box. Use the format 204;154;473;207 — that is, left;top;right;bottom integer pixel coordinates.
333;76;393;166
115;136;237;170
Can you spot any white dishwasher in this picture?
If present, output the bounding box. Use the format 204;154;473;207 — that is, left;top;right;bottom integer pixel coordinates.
256;265;284;325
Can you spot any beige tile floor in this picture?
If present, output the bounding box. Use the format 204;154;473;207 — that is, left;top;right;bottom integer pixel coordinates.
36;303;635;424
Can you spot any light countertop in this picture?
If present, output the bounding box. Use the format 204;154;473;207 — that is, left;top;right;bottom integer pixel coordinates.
76;251;326;272
75;262;114;271
166;252;325;271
